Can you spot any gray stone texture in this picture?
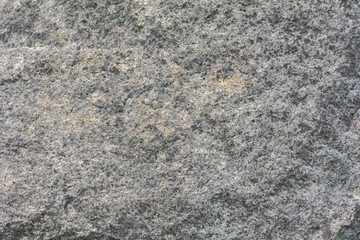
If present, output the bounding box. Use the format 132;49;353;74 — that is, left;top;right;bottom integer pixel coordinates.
1;0;360;239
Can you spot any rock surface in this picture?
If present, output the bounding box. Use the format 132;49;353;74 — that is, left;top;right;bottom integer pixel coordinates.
1;0;360;239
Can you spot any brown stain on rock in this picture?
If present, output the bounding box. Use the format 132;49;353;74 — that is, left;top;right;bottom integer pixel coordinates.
207;60;248;94
0;171;15;192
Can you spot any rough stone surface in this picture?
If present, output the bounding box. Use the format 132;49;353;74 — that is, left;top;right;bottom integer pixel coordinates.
1;0;360;239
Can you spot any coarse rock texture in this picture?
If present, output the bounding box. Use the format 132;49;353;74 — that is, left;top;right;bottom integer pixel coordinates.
1;0;360;239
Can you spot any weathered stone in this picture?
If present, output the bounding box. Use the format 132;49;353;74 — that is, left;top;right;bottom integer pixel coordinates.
1;0;359;239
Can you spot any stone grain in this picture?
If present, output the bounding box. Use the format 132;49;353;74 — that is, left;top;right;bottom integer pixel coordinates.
1;0;360;239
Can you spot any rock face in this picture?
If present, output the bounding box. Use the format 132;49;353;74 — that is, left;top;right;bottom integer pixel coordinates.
0;0;360;239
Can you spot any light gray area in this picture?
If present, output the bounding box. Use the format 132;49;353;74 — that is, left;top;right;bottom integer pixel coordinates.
0;0;360;239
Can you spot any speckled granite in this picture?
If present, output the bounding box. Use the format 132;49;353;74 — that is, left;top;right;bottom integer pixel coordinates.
1;0;360;239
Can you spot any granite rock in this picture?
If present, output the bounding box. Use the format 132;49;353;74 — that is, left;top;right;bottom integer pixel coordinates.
1;0;360;239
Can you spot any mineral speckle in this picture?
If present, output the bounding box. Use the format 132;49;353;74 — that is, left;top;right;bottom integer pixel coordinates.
1;0;360;239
